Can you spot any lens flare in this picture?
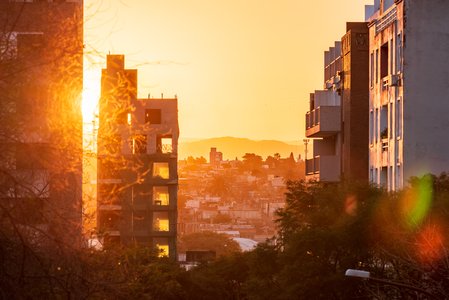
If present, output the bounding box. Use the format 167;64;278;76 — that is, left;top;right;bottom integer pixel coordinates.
344;194;358;216
416;223;445;263
400;176;433;230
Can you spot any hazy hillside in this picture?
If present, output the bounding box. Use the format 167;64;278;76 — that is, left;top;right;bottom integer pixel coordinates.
178;137;304;161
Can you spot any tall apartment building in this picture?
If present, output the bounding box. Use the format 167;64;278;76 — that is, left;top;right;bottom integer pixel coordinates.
305;41;342;182
97;55;179;258
366;0;449;190
305;23;369;182
0;1;83;241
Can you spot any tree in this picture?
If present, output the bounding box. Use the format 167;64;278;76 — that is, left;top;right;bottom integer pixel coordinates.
272;180;383;299
241;153;263;175
0;2;86;297
178;231;241;257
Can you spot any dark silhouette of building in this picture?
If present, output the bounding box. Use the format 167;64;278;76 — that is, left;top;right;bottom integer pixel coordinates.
97;55;179;258
209;147;223;166
0;1;84;242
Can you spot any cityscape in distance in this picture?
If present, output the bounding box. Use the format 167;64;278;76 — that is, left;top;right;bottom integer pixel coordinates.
178;136;304;161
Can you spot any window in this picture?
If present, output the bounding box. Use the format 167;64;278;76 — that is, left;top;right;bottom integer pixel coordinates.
153;212;169;232
154;238;169;257
153;186;169;205
389;102;393;140
380;105;388;139
369;110;374;144
104;134;121;154
375;49;379;83
132;135;147;154
133;212;146;232
396;98;402;137
132;185;149;206
380;43;388;79
100;211;120;231
98;184;122;206
389;38;394;75
153;162;169;179
145;109;161;124
157;136;173;154
373;108;379;143
396;33;402;73
370;52;374;87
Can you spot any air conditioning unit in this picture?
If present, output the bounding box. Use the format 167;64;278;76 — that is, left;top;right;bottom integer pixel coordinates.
390;74;400;86
383;74;400;87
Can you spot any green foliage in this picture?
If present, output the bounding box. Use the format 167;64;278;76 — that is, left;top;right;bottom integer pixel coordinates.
4;175;449;299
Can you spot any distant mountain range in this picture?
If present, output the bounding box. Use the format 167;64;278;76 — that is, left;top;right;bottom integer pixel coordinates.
178;137;304;161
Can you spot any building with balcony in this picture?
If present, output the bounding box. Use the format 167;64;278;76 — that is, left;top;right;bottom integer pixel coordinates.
366;0;449;190
305;91;342;181
0;1;83;243
305;22;369;183
97;55;179;258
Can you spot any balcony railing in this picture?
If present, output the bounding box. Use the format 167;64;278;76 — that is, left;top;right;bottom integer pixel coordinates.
305;155;340;182
305;106;341;138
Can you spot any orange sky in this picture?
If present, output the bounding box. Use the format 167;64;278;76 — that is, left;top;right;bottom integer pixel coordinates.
83;0;372;141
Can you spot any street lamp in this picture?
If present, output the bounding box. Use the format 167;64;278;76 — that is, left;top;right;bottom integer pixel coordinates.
302;139;309;161
345;269;438;299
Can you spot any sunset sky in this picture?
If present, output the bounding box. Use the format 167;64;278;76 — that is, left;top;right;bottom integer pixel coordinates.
83;0;372;142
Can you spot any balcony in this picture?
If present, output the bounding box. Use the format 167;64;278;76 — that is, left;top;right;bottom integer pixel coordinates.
381;139;389;167
305;155;340;182
305;106;341;138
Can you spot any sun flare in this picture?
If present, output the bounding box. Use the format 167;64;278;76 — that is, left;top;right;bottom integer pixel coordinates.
82;70;100;124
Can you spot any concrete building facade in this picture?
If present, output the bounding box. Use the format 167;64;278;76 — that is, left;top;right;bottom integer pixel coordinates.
305;46;342;182
366;0;449;190
97;55;179;258
305;23;369;183
0;1;83;242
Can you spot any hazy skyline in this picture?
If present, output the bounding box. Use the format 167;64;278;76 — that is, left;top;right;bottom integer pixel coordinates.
83;0;372;141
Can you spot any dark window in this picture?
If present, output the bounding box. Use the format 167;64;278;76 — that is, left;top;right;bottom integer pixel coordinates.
100;211;120;231
145;109;161;124
133;212;147;232
132;135;147;154
98;184;123;206
380;43;389;79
